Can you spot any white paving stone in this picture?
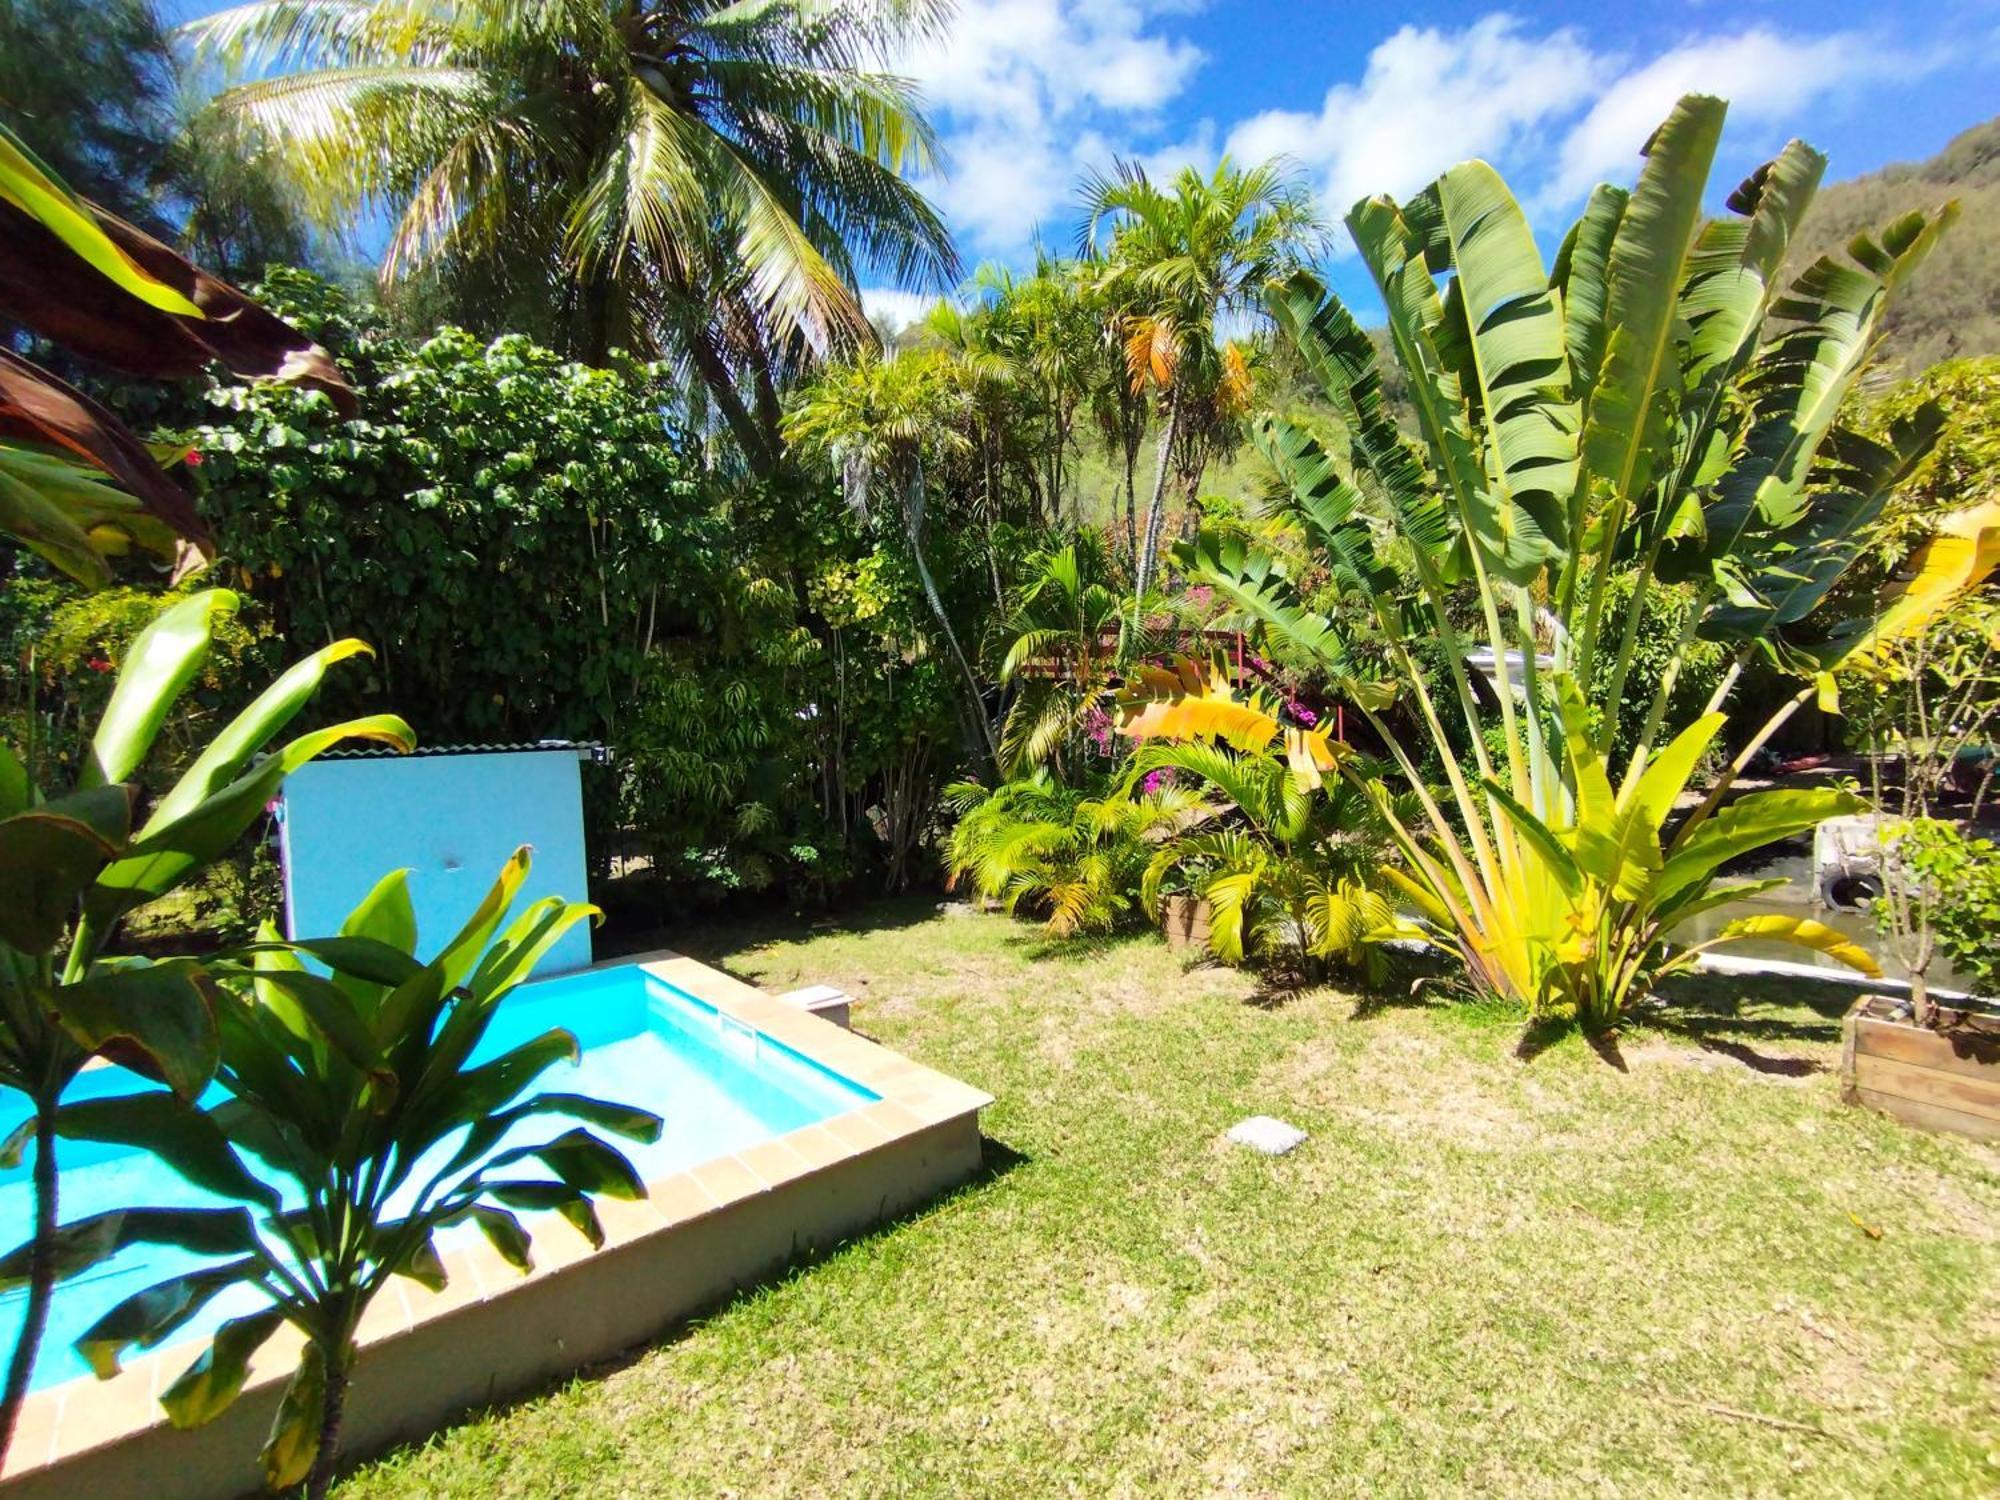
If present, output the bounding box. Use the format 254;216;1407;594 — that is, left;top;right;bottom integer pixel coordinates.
1226;1115;1307;1156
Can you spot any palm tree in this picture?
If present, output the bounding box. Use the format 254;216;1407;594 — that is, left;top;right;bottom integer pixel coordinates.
785;347;999;767
183;0;960;470
1079;158;1326;603
994;534;1129;776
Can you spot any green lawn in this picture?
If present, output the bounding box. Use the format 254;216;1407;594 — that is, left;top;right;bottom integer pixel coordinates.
342;902;1998;1497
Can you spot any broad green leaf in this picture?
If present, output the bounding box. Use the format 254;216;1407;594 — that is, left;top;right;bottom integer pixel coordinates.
75;1257;266;1379
480;1127;647;1201
47;961;219;1100
159;1308;287;1428
1550;183;1626;418
87;712;415;929
0;742;28;817
237;967;397;1108
56;1092;277;1208
0;785;130;952
1479;778;1583;896
1434;160;1575;567
140;638;377;835
1660;787;1864;903
339;869;420;975
402;1028;579;1162
83;590;239;789
0;457;114;587
0;1206;258;1290
436;1091;664;1184
1580;95;1723;518
1698;913;1881;975
467;1204;532;1270
467;898;602;1004
0;120;203;315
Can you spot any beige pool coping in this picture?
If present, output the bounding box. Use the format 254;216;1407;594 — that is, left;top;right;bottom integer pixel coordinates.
1;951;991;1500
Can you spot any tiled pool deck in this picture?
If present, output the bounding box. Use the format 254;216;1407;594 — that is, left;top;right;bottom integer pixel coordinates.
0;952;991;1500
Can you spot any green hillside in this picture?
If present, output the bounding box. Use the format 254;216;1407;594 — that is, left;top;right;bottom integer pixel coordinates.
1788;114;2000;376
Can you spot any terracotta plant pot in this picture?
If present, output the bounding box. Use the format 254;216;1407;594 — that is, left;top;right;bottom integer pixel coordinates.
1840;993;2000;1142
1160;894;1213;952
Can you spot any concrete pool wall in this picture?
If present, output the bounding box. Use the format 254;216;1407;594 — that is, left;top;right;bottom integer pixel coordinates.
0;953;991;1500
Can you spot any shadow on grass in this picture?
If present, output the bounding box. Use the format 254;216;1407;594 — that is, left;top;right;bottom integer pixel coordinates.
338;1130;1030;1488
601;893;958;973
1001;925;1161;965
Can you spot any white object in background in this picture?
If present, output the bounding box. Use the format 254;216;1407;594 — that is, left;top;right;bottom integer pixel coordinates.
778;984;853;1029
1226;1115;1308;1156
1464;648;1556;705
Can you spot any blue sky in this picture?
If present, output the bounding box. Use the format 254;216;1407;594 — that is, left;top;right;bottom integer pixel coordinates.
166;1;2000;323
865;0;2000;320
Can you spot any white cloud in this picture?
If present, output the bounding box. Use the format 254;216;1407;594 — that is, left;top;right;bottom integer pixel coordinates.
884;6;1953;283
1223;16;1604;228
900;0;1208;260
1550;30;1934;202
859;287;948;334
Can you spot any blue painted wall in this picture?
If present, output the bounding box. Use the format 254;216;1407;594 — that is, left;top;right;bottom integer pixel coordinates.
280;750;594;974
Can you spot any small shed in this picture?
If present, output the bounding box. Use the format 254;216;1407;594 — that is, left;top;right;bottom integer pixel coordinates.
279;741;608;976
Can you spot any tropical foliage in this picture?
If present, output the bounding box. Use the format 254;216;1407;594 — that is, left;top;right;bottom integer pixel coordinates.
1183;94;1995;1025
65;849;659;1498
1079;159;1326;598
943;770;1202;937
1848;597;2000;1018
182;0;959;467
0;115;349;585
1117;658;1407;977
0;591;409;1462
994;535;1132;778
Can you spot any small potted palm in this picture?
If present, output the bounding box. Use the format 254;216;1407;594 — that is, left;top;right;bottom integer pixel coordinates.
1841;600;2000;1139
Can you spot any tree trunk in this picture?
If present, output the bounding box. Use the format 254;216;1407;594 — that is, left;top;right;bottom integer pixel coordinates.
0;1096;59;1466
904;466;998;772
1122;417;1141;568
686;332;776;476
305;1343;351;1500
1134;395;1180;605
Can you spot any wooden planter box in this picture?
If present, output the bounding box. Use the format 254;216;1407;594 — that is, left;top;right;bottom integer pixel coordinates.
1841;994;2000;1142
1161;895;1213;952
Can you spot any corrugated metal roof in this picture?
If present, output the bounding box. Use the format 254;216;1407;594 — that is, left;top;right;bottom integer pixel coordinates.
318;739;611;764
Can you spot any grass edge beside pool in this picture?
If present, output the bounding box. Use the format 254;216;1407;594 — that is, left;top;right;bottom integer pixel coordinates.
337;900;1999;1499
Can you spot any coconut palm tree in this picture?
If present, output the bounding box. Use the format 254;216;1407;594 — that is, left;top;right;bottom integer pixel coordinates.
993;534;1129;777
1079;159;1326;603
785;346;999;767
182;0;960;471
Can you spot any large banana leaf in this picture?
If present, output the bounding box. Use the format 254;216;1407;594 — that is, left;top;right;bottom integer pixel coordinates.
0;121;352;407
83;712;416;935
1433;161;1574;570
1578;95;1723;526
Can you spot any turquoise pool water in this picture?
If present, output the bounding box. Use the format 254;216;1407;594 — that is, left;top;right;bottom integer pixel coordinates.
0;964;875;1392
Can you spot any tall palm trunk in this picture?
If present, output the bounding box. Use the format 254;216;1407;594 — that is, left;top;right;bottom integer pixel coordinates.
904;462;999;771
1121;398;1143;568
0;1095;59;1465
1134;393;1180;605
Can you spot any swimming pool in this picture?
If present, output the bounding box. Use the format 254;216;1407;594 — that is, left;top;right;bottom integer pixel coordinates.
0;962;878;1393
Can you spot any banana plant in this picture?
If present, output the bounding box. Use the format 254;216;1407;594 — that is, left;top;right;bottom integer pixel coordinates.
1115;658;1410;977
59;849;660;1499
0;590;409;1461
1185;94;1995;1025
